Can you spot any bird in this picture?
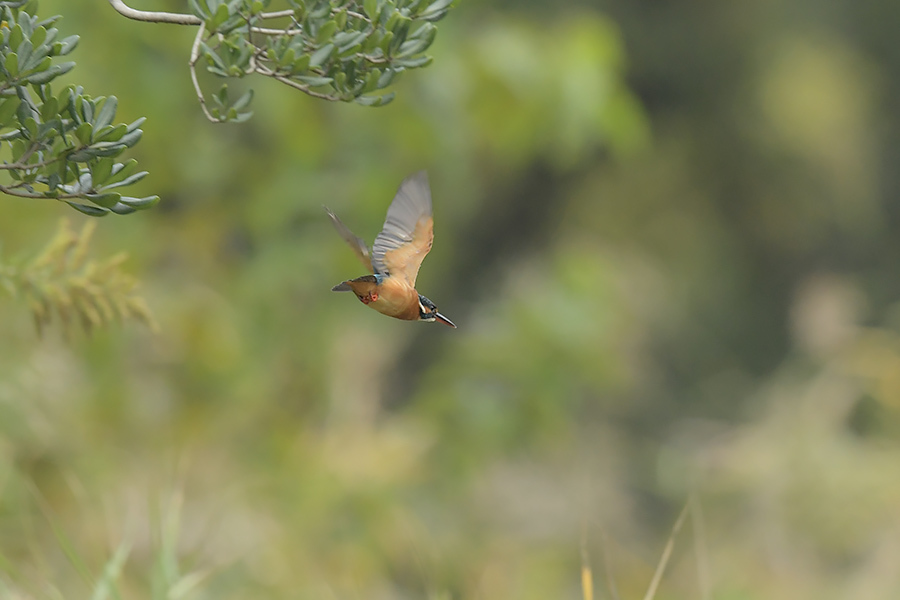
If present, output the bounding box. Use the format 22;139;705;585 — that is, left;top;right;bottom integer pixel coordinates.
325;171;457;328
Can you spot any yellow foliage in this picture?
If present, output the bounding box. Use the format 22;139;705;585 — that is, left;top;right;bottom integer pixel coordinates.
0;219;156;335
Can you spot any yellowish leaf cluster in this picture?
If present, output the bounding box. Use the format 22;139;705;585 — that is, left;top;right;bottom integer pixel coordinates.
1;218;156;335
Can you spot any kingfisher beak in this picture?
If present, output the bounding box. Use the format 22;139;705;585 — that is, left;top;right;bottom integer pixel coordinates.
435;312;457;328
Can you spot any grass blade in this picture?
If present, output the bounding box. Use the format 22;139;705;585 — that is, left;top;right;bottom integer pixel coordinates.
642;501;690;600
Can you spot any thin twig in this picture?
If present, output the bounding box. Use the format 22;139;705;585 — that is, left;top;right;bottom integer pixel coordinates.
108;1;367;28
13;141;40;166
0;145;71;171
188;26;219;123
0;155;64;171
251;26;302;35
269;73;337;100
361;53;389;64
642;501;691;600
0;183;84;200
259;9;294;19
107;0;202;25
255;65;338;101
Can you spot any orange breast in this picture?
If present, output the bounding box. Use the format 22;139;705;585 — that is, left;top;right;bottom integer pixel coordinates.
369;276;420;321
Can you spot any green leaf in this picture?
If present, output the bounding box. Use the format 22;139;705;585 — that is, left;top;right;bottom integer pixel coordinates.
377;68;395;88
93;95;117;131
335;9;347;30
23;117;37;139
5;52;19;77
335;30;369;53
16;39;33;73
65;201;109;217
16;100;35;129
389;19;411;54
362;30;383;53
363;0;378;19
0;97;22;127
126;117;146;133
354;91;394;107
215;84;228;107
104;160;140;185
101;170;148;191
91;158;114;186
74;122;93;145
83;146;125;159
231;89;253;112
54;35;79;56
278;48;296;69
30;25;47;48
208;3;230;31
392;55;432;68
397;37;430;58
291;54;311;74
85;191;121;209
296;75;333;86
333;70;347;92
420;0;453;20
9;24;24;51
25;61;74;85
79;96;95;123
11;139;26;162
109;202;136;215
379;31;393;54
200;42;228;72
30;55;52;75
363;68;381;93
316;20;338;45
118;128;142;148
119;195;160;210
93;123;127;143
309;43;334;68
188;0;211;19
385;10;401;33
308;1;330;19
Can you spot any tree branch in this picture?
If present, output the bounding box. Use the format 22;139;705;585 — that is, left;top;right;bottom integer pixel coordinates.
107;0;202;25
252;26;302;36
106;2;308;26
188;26;220;123
0;142;71;172
0;183;85;200
0;155;65;171
255;64;339;101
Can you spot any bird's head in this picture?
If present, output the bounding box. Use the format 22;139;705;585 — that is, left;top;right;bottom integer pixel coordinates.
418;294;456;328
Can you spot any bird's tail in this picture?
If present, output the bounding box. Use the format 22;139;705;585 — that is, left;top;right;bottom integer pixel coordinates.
331;282;352;292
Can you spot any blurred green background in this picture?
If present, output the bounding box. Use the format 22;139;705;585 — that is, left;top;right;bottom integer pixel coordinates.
3;0;900;598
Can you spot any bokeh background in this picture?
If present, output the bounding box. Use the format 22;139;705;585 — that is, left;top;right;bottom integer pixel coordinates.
3;0;900;598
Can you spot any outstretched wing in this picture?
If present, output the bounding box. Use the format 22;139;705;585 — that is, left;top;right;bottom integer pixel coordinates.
371;171;434;286
325;206;373;273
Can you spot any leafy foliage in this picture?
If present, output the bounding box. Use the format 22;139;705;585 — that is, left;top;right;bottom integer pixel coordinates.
0;3;157;215
188;0;453;120
0;218;156;335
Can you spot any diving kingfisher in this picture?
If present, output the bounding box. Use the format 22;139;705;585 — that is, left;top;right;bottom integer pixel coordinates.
326;171;457;328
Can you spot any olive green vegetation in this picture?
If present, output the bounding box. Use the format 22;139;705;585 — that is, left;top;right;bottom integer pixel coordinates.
0;5;157;215
2;0;900;597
